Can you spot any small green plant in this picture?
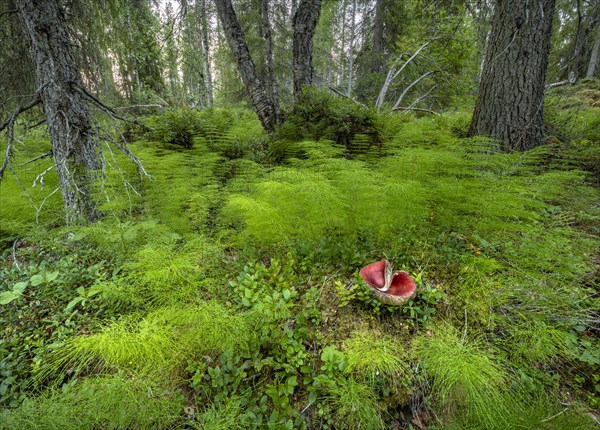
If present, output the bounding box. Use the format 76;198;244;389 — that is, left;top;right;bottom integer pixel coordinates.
413;324;508;427
147;109;200;149
0;374;185;430
343;329;412;392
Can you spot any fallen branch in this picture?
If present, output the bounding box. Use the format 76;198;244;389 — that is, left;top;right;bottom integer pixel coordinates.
544;73;576;90
392;106;439;116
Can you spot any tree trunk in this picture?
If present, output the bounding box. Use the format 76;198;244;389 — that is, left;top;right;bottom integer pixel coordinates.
468;0;556;152
292;0;322;95
371;0;386;73
260;0;281;123
346;0;357;96
200;0;213;106
587;23;600;77
215;0;277;132
16;0;100;224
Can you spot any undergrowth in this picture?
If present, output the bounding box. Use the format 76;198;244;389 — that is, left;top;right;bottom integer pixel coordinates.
1;86;598;428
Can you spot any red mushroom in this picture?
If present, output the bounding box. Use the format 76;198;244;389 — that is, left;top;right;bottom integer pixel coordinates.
359;260;417;306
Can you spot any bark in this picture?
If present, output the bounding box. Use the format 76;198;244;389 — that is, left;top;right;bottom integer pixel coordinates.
200;0;213;106
346;0;357;96
214;0;277;132
468;0;556;152
16;0;100;224
587;24;600;77
292;0;322;95
260;0;281;123
371;0;386;73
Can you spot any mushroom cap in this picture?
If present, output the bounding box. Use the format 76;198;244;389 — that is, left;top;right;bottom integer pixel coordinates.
360;260;417;306
359;260;388;289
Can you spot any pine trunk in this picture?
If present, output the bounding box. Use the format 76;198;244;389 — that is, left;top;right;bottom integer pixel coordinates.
371;0;386;73
292;0;322;95
468;0;556;151
200;0;213;106
17;0;100;224
260;0;281;123
587;23;600;78
214;0;277;132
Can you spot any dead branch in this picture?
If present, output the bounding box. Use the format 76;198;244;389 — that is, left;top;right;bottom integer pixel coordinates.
393;71;436;110
376;39;438;108
0;96;41;181
0;9;17;18
546;72;576;90
392;107;440;116
328;87;368;108
18;151;52;167
26;118;46;129
74;85;153;130
408;86;437;109
93;118;150;179
113;104;164;112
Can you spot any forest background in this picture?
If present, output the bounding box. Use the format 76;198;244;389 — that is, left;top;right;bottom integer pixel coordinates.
0;0;599;429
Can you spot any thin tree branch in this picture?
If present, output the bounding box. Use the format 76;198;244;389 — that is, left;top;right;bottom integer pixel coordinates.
18;151;52;167
73;85;153;130
393;71;435;110
0;9;17;18
376;38;438;108
0;97;41;182
328;86;368;108
392;106;439;116
113;104;164;112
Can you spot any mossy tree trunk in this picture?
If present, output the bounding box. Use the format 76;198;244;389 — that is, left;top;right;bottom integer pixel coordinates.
468;0;556;151
17;0;100;224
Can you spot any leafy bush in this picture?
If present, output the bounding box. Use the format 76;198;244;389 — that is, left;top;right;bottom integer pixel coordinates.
279;88;382;150
147;108;200;149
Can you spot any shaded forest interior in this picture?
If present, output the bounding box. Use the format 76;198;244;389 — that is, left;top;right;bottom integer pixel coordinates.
0;0;599;429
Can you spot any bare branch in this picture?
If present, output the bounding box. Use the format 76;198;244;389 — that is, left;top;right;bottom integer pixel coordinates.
393;71;435;110
113;104;164;112
74;85;153;130
1;97;41;181
0;96;41;133
546;72;577;90
328;86;368;108
392;106;440;116
0;9;17;18
376;39;438;108
18;151;52;167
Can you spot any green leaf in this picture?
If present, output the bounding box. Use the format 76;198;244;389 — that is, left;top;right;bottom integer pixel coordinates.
65;297;85;312
46;271;59;282
283;289;291;300
30;274;44;286
308;390;317;404
0;291;20;305
13;282;28;293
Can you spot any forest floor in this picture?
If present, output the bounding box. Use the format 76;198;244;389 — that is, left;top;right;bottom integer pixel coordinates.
0;81;599;429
